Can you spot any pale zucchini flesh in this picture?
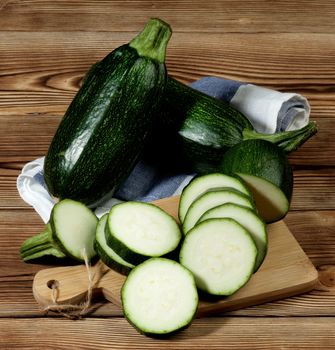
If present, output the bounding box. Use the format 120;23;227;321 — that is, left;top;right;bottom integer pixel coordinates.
122;258;198;336
237;173;290;223
51;199;98;262
178;173;251;222
180;218;257;295
219;139;293;223
198;203;267;271
106;202;182;265
182;187;254;234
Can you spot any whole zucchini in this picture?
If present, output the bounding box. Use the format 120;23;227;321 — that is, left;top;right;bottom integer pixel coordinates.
219;139;293;223
145;77;318;173
44;18;172;205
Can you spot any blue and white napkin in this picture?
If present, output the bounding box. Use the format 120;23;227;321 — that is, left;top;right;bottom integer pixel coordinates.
191;77;310;133
17;77;310;222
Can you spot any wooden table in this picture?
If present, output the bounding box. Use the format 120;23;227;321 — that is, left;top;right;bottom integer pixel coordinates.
1;1;334;348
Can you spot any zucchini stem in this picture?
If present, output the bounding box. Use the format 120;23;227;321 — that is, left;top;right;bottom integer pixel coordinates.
20;224;65;262
242;121;318;152
129;18;172;63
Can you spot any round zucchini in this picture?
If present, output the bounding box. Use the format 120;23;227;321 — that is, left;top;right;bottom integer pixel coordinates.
198;203;267;271
94;214;134;275
180;218;257;296
121;258;198;336
178;173;251;223
106;202;182;265
182;187;255;235
219;139;293;223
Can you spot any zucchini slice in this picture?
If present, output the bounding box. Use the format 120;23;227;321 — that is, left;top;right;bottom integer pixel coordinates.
94;214;134;275
237;174;290;223
182;187;254;235
198;203;267;271
20;199;97;262
121;258;198;336
179;218;257;295
178;173;251;222
106;202;181;265
220;139;293;223
50;199;98;262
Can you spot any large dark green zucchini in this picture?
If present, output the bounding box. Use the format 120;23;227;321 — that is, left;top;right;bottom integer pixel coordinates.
44;18;171;205
145;77;318;173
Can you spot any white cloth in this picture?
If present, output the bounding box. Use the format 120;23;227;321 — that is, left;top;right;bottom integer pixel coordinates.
230;84;310;133
16;157;194;223
17;157;53;222
190;77;310;133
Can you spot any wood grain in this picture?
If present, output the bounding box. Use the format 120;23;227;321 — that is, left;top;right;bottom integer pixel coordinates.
0;0;335;34
0;0;335;347
0;32;334;116
1;317;335;349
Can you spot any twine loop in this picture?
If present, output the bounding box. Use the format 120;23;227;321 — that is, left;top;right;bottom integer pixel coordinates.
42;249;95;319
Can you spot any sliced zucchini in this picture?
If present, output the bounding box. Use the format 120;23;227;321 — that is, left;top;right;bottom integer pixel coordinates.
106;202;182;265
178;173;251;222
236;173;290;223
20;200;97;262
220;139;293;223
121;258;198;336
182;187;254;234
50;199;98;262
198;203;267;271
94;214;134;275
179;218;257;295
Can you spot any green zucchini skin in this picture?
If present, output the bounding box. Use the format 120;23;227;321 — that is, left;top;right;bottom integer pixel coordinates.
220;139;293;201
94;214;134;275
144;77;253;173
144;77;317;174
44;19;171;205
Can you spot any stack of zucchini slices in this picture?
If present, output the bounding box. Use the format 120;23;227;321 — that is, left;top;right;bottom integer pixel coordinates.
178;173;267;296
96;172;268;336
95;201;198;336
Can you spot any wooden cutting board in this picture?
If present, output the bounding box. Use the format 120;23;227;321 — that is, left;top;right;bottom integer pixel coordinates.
33;196;318;317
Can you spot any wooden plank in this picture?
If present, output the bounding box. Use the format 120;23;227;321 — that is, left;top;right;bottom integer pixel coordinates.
290;168;335;210
0;115;59;163
288;118;335;166
1;317;335;349
0;0;335;33
0;167;25;208
0;32;334;116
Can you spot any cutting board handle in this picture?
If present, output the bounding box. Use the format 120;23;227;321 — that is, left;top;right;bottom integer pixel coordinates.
33;261;126;308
